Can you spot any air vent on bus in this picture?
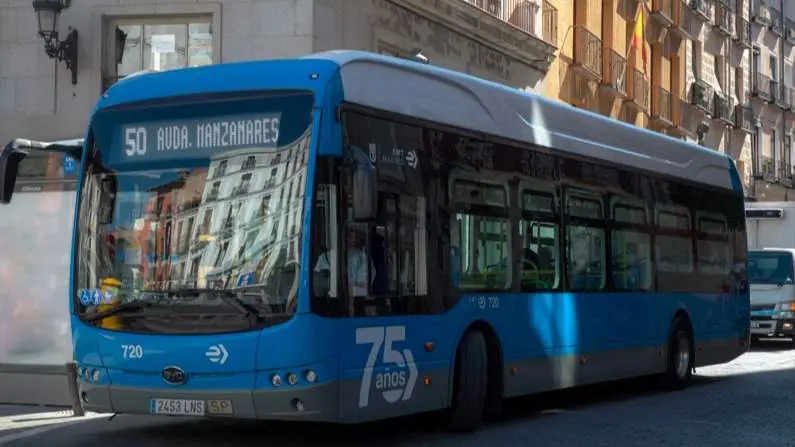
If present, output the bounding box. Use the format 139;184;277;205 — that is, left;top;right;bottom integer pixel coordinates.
745;209;784;219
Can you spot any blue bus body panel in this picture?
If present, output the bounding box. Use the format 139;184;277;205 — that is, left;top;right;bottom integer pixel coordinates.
70;52;747;422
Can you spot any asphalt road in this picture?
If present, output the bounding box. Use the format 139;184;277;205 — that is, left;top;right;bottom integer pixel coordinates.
2;341;794;447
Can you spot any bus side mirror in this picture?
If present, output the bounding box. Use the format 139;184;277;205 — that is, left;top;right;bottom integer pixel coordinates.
350;145;377;222
0;142;29;205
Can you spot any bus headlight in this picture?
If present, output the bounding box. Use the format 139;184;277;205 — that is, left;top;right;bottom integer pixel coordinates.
287;373;298;386
304;369;317;383
270;374;282;387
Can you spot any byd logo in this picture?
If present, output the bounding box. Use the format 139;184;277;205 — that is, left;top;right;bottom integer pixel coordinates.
355;325;418;408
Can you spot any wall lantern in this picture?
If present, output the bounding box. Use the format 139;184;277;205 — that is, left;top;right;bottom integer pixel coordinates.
32;0;78;85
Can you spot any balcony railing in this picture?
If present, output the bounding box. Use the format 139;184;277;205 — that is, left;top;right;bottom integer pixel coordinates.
652;85;673;125
733;16;751;48
734;103;754;132
690;80;714;113
670;97;695;136
775;83;792;109
761;156;776;181
713;1;733;35
753;72;773;101
463;0;556;45
753;6;771;26
778;161;794;185
232;184;251;197
770;11;783;36
690;0;710;20
672;1;697;38
206;189;220;201
601;48;628;96
787;19;795;44
651;0;674;24
627;67;649;110
542;1;558;46
573;25;602;79
178;198;201;213
712;92;732;123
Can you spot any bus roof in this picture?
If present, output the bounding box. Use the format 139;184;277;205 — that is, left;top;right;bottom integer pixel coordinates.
99;50;737;191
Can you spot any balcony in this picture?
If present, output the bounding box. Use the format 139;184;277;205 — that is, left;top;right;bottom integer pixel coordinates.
761;156;776;182
771;81;788;108
221;218;235;239
671;97;696;137
178;198;201;213
713;1;733;36
733;16;751;48
752;5;771;27
651;85;673;126
454;0;558;71
572;25;602;80
690;0;710;21
787;20;795;45
712;92;732;124
734;103;754;132
690;79;714;114
752;73;773;102
206;189;220;201
672;1;699;38
778;161;794;187
626;67;649;111
542;1;558;46
651;0;674;26
232;183;251;197
770;12;783;36
600;48;628;97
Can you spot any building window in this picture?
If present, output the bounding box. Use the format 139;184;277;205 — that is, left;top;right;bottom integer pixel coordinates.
104;17;214;91
770;55;779;81
771;129;778;164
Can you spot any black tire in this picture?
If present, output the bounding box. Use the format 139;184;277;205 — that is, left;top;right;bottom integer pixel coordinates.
661;316;693;390
446;330;488;432
750;335;761;345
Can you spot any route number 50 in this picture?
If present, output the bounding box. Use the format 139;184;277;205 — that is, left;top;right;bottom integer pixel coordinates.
355;325;417;408
125;127;147;157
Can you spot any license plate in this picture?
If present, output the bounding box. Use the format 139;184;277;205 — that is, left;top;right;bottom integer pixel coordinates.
207;399;234;415
150;398;205;416
751;321;760;328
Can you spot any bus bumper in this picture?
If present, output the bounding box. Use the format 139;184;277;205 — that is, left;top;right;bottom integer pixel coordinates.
78;382;340;422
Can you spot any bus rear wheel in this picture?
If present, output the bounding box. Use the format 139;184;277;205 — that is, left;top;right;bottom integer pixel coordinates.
446;329;488;432
661;316;693;390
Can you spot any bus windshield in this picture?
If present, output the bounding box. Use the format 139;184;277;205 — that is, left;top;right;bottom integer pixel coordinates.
74;93;313;333
748;250;795;285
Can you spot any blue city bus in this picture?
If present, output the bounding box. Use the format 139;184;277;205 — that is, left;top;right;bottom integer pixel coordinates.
0;51;749;431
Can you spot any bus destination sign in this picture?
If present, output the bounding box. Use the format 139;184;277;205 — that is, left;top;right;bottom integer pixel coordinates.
117;113;281;163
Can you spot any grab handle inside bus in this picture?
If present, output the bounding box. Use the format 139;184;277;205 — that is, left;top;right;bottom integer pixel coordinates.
350;144;377;222
0;138;83;204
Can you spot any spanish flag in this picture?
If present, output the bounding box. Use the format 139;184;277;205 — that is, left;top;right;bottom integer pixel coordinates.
630;3;649;77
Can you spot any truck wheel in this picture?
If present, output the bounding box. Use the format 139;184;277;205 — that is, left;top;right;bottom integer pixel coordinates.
661;316;693;390
446;330;488;432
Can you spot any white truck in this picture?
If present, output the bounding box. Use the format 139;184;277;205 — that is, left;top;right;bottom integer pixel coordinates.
746;201;795;343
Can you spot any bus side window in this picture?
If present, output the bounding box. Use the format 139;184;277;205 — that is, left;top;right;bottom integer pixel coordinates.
451;179;511;291
564;189;606;291
695;212;731;276
609;197;652;291
519;187;560;291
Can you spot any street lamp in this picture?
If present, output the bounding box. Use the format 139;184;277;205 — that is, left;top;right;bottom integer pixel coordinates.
32;0;79;85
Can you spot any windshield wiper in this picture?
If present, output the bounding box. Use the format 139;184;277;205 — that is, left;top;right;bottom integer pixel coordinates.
170;288;265;321
81;300;152;322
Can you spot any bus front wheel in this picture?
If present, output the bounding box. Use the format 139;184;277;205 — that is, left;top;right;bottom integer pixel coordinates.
661;316;693;390
446;329;488;432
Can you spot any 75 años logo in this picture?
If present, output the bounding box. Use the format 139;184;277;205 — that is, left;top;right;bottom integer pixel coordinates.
355;325;418;408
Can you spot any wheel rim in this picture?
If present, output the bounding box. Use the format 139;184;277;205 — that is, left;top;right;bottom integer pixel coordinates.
674;331;690;379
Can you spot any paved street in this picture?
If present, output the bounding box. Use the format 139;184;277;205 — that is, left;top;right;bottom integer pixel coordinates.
1;342;794;447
